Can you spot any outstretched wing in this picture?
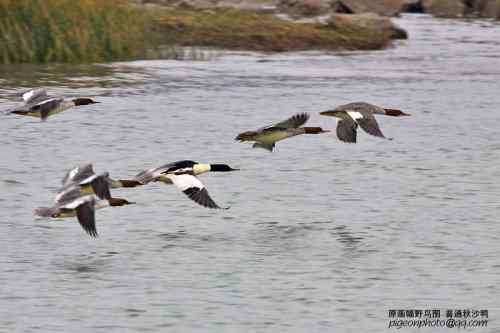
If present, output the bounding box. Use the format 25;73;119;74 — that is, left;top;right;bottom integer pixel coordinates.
22;88;48;104
55;185;86;204
135;160;197;184
356;115;386;139
169;174;224;209
61;195;97;237
30;98;63;121
135;165;167;184
75;201;98;238
88;174;111;200
263;113;309;130
62;164;95;185
336;120;357;143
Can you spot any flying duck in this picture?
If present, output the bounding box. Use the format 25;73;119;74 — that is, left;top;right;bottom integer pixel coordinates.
35;187;134;237
320;102;410;143
134;160;238;209
235;113;329;152
8;88;99;121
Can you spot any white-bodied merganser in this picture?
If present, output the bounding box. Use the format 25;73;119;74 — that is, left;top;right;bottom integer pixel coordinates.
7;88;99;121
35;187;134;237
235;113;329;152
320;102;410;143
134;160;238;209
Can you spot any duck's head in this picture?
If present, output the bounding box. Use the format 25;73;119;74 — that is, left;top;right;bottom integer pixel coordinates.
235;131;257;141
117;179;143;188
193;163;239;175
303;127;330;134
383;108;411;117
73;98;100;106
210;164;240;172
108;197;135;206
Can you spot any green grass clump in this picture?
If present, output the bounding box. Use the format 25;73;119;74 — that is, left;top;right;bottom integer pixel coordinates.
0;0;154;63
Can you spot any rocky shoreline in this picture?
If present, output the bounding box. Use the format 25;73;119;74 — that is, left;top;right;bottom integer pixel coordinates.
151;9;406;53
135;0;410;53
2;0;496;64
134;0;500;19
130;0;500;53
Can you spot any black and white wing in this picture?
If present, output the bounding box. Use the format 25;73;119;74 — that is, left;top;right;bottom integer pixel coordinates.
55;185;87;204
338;102;385;115
340;103;387;139
7;89;52;116
22;88;48;104
62;164;95;185
29;98;63;121
81;173;111;200
61;195;98;237
336;119;358;143
76;201;97;237
169;174;224;209
261;113;309;131
135;160;197;184
356;114;385;138
135;165;167;184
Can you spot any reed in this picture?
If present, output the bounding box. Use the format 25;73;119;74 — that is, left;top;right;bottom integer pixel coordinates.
0;0;155;63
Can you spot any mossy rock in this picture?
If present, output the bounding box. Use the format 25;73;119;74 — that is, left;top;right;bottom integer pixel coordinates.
153;8;395;51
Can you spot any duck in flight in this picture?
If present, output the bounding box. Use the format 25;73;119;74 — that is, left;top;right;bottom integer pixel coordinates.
7;88;99;121
320;102;410;143
35;186;134;237
134;160;238;209
235;113;329;152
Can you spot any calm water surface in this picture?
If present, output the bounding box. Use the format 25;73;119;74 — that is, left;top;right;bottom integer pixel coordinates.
0;14;499;332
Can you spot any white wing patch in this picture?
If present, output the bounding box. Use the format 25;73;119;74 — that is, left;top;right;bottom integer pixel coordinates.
79;174;98;185
68;167;80;181
22;88;47;103
169;174;204;191
347;111;364;120
22;90;35;102
34;98;58;107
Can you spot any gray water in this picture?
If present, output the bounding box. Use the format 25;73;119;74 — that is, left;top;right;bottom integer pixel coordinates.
0;14;499;332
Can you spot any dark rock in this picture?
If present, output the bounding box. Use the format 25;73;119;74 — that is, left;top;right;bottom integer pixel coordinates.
332;0;407;16
277;0;331;17
329;13;408;40
421;0;465;17
473;0;500;18
400;0;424;13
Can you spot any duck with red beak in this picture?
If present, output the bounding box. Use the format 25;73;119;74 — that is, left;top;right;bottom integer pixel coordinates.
320;102;410;143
